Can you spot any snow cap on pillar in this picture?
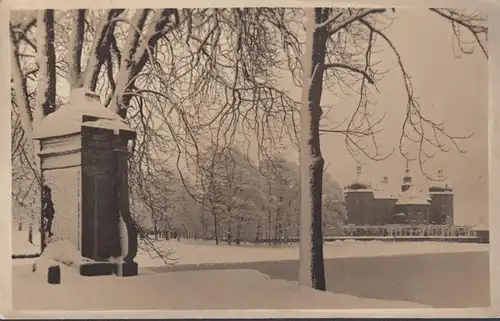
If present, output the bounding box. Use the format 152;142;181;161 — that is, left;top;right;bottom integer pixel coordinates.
33;88;136;140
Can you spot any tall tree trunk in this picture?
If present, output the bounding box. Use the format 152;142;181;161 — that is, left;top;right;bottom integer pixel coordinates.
267;183;272;245
153;222;158;240
68;9;86;89
10;35;35;164
267;208;272;245
35;9;57;252
36;9;56;118
82;9;125;91
255;218;261;243
236;217;241;245
284;216;289;244
211;207;219;245
226;206;232;245
299;8;328;291
108;9;178;118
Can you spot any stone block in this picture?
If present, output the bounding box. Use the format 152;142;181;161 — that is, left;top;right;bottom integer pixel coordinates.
79;262;115;276
47;265;61;284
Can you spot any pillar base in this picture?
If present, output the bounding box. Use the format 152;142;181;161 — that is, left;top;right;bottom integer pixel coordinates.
114;261;138;277
79;262;115;276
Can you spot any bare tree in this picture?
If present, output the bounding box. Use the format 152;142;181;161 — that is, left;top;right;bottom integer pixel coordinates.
287;7;487;290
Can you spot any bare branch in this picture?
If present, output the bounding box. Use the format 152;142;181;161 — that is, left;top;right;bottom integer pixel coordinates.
323;62;375;84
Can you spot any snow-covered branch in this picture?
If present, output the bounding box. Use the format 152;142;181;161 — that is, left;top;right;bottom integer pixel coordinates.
82;9;125;90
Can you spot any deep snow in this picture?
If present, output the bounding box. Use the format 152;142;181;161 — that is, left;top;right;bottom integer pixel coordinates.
11;231;489;311
13;260;430;310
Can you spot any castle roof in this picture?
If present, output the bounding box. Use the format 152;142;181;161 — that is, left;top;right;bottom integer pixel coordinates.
472;224;489;231
345;166;372;192
395;186;430;206
373;189;398;199
346;181;372;192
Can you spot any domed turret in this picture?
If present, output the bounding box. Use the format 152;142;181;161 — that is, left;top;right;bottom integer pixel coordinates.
346;166;372;191
428;169;453;192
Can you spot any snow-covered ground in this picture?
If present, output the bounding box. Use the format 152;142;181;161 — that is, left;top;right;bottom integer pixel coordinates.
133;238;489;267
12;230;489;268
11;232;489;311
12;259;430;310
12;230;40;257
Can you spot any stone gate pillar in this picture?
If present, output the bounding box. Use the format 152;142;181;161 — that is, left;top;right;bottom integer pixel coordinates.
33;88;138;276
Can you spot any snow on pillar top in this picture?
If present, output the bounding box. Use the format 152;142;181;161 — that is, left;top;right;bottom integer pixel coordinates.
33;88;136;140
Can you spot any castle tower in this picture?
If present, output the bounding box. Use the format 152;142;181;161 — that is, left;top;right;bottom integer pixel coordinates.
401;159;412;192
344;165;374;225
356;165;362;181
428;166;454;225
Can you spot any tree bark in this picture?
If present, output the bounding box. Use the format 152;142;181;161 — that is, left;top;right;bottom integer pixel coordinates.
212;207;219;244
107;9;150;113
109;9;178;118
299;8;328;291
68;9;86;89
82;9;124;91
36;9;56;118
35;10;57;252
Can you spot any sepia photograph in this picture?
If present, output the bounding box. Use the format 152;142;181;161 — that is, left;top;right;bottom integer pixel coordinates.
7;3;492;315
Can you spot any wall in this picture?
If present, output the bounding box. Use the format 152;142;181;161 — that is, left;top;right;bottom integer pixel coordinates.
373;198;398;224
43;166;81;248
345;191;375;225
394;203;431;225
429;192;454;224
40;135;83;250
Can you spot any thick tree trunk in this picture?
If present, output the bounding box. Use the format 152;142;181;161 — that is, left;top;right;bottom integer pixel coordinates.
108;9;178;117
36;9;56;118
35;9;57;252
299;8;328;291
68;10;86;89
107;9;150;113
82;9;124;91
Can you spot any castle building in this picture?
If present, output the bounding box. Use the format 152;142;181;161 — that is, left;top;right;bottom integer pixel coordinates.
344;163;454;226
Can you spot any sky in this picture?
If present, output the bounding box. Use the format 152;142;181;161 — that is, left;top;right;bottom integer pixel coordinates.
299;9;489;225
